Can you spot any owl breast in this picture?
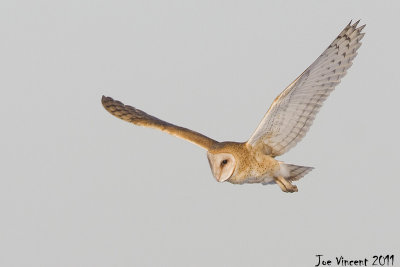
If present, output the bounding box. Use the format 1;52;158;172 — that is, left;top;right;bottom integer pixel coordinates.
227;146;281;184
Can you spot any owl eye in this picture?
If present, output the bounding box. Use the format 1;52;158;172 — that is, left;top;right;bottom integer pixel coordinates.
221;159;228;166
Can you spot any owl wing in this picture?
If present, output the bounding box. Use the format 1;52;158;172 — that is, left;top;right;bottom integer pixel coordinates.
102;96;218;150
247;21;365;156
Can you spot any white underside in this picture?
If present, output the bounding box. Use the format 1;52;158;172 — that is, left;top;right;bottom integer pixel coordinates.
277;162;290;177
262;162;290;185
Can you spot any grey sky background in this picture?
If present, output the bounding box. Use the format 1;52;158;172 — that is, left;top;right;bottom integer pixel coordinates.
1;1;399;266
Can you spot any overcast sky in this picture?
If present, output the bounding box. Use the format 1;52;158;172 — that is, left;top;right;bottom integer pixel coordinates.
1;1;399;266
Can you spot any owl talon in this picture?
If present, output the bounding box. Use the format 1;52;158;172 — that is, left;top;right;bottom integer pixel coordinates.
291;185;298;192
285;184;298;193
275;176;298;193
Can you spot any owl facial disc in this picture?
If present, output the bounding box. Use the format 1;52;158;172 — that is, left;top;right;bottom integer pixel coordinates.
207;152;236;182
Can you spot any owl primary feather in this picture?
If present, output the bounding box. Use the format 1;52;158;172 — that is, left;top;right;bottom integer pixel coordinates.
102;21;365;193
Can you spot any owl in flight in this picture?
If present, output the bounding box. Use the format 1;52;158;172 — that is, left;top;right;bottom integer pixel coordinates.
102;21;364;193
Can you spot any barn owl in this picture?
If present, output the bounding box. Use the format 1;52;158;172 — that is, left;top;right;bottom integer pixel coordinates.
102;21;364;193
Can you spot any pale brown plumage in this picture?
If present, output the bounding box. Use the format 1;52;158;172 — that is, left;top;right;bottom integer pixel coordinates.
101;96;217;150
102;21;365;193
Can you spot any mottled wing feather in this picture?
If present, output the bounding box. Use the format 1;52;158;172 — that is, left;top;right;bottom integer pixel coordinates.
247;21;365;156
102;96;217;150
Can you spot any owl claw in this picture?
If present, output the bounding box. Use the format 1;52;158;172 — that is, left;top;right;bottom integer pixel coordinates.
291;185;298;193
275;176;298;193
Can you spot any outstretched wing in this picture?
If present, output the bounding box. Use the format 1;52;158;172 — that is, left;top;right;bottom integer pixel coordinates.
102;96;218;150
247;21;365;156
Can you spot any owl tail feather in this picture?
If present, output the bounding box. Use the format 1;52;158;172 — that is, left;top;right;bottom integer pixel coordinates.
284;164;314;182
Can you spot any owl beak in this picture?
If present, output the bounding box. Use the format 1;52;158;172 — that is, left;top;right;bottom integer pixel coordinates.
207;153;221;182
217;175;229;182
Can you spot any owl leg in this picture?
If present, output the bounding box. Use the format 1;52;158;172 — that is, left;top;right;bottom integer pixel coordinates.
274;176;298;193
274;178;288;192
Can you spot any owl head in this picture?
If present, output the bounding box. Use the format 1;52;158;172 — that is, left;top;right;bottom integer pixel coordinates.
207;152;236;182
